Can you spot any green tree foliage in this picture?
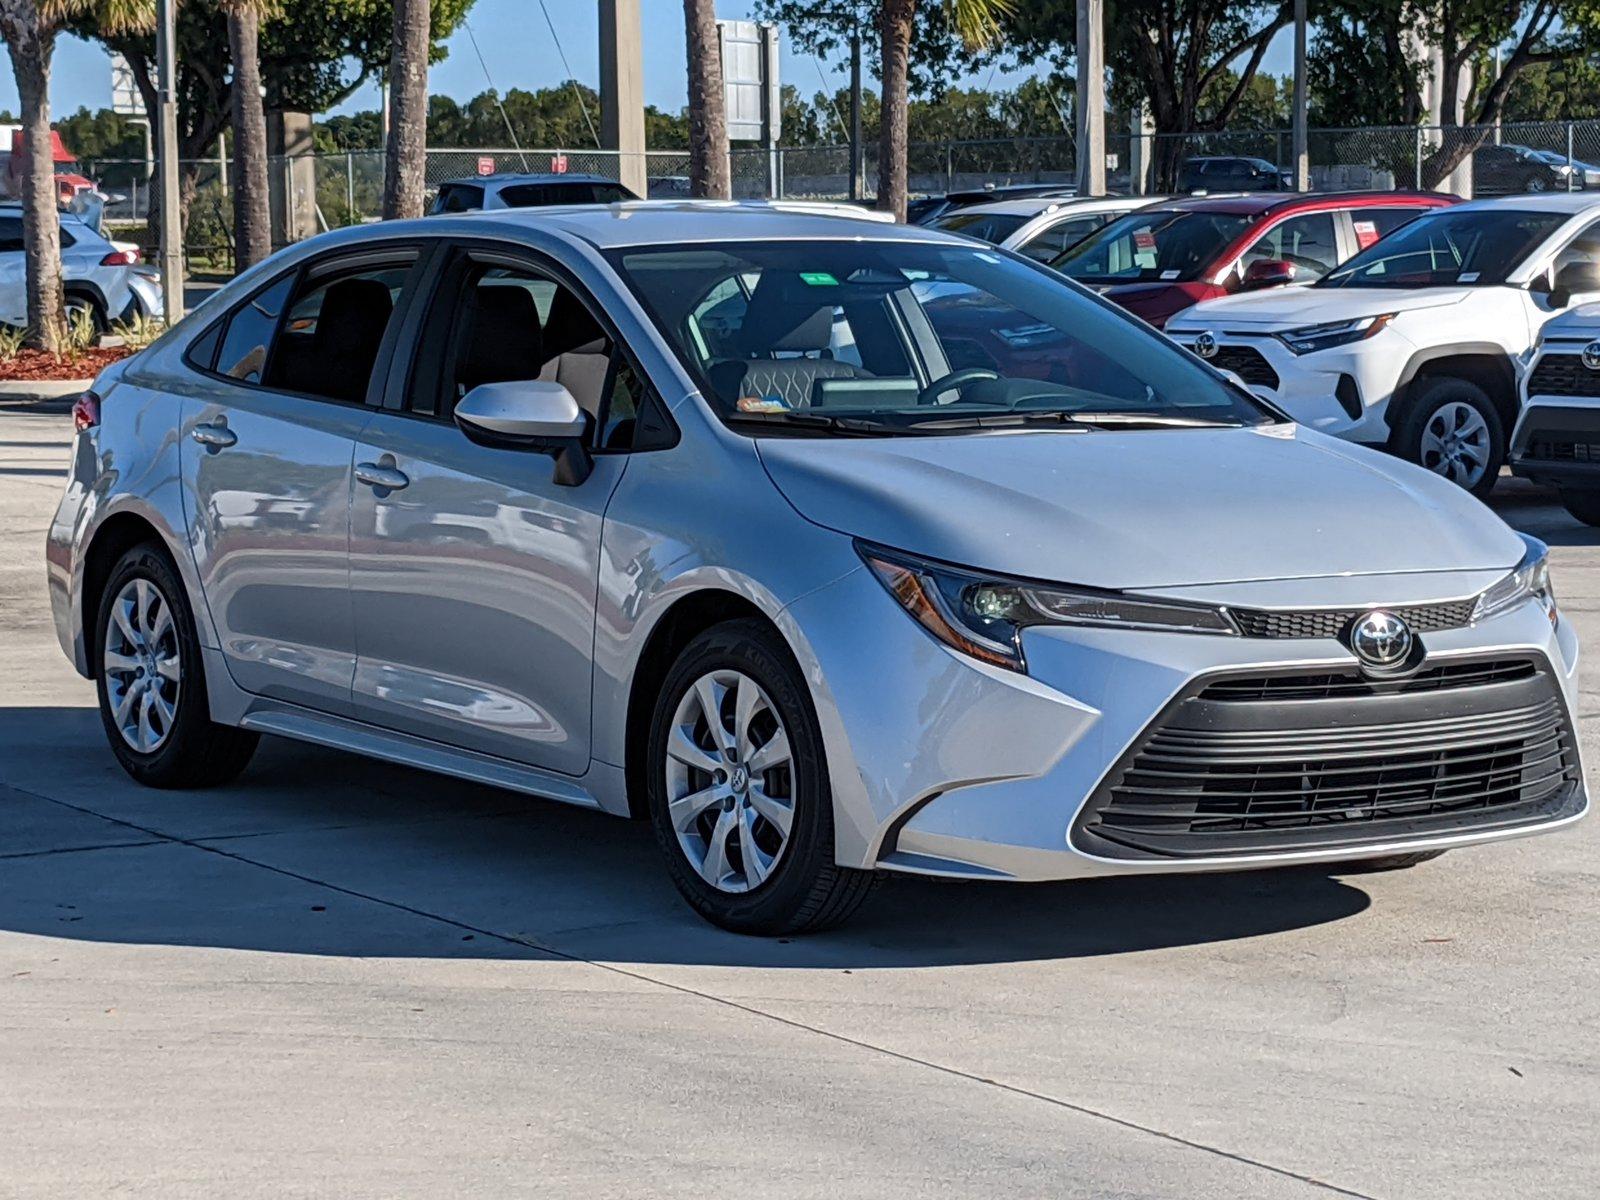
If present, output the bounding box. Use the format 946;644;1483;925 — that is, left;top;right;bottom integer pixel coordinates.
54;105;148;158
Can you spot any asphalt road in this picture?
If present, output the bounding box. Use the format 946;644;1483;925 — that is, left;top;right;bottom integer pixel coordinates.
3;396;1597;1199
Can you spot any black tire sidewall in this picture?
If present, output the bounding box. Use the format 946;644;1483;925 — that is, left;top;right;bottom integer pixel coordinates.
646;620;836;934
94;544;215;786
1395;377;1505;499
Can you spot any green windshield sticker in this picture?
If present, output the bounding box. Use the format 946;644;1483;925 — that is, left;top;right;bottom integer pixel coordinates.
799;271;839;286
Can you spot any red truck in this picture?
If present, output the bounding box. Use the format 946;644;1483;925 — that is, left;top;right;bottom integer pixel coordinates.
0;126;96;207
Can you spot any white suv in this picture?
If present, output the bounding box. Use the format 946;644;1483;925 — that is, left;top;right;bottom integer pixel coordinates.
1166;194;1600;496
1509;300;1600;523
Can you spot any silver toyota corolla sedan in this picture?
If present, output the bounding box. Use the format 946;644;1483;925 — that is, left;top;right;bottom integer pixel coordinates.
45;202;1587;934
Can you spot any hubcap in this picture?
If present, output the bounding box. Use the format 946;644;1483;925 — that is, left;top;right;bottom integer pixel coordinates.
103;577;181;753
1419;401;1490;489
664;669;795;894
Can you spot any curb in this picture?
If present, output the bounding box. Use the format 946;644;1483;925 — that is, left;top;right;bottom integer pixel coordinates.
0;378;93;401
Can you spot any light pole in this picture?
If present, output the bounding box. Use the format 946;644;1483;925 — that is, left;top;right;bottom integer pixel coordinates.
1291;0;1309;191
1075;0;1105;195
815;6;865;203
155;0;183;320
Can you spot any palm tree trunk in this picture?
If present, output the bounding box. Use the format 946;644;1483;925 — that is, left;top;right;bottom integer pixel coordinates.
0;6;65;352
226;5;272;269
683;0;731;199
382;0;430;220
876;0;917;222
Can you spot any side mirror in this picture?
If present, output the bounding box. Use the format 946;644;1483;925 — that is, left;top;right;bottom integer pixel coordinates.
455;379;594;486
1241;258;1297;290
1549;260;1600;309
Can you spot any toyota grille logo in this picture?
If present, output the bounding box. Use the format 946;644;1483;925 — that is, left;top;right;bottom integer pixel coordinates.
1583;341;1600;372
1193;331;1219;359
1350;610;1414;669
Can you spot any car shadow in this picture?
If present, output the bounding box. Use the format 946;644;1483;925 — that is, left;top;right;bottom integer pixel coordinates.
1;707;1373;970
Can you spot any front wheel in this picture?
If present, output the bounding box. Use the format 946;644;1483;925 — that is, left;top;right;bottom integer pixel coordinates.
1392;377;1505;498
94;543;259;788
646;619;875;935
1560;488;1600;526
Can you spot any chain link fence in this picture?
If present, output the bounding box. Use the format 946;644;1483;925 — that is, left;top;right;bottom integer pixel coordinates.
79;118;1600;267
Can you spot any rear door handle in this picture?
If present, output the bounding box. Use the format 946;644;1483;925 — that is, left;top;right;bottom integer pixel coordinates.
354;461;410;491
191;421;236;449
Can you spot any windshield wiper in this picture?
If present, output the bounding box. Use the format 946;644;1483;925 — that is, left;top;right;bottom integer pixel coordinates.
1064;411;1245;429
724;409;894;436
895;410;1090;433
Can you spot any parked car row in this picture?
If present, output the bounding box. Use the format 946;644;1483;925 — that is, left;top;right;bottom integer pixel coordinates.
48;199;1587;935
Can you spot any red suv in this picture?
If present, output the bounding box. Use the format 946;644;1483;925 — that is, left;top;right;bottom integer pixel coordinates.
1049;191;1458;328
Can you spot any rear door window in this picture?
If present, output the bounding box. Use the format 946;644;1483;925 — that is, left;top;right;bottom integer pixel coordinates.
434;184;484;213
262;263;412;403
1018;215;1108;263
0;217;22;252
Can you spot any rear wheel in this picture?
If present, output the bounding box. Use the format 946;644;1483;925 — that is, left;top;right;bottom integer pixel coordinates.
1393;376;1505;498
1560;488;1600;526
64;292;106;335
94;543;258;788
646;619;875;935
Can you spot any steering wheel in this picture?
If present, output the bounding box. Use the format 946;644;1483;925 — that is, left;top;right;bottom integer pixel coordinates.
917;367;1000;406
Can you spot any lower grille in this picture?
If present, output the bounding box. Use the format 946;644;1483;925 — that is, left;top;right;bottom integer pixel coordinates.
1074;656;1580;859
1528;437;1600;464
1230;598;1476;640
1528;353;1600;399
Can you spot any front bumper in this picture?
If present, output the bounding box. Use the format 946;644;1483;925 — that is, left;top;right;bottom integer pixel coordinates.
789;565;1585;881
1510;393;1600;490
1165;327;1404;445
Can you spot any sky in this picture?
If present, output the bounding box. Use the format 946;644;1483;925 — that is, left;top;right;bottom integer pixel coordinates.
0;0;1296;128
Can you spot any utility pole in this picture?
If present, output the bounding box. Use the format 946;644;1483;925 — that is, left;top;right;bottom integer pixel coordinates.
1074;0;1105;195
1291;0;1308;191
599;0;647;197
156;0;183;321
849;23;863;202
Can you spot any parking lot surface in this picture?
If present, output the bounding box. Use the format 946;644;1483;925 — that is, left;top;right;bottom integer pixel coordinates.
3;396;1597;1199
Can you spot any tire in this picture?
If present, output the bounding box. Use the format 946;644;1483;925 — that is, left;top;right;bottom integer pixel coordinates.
1560;488;1600;526
1392;375;1506;499
64;292;106;335
93;542;259;788
1339;850;1447;873
646;618;876;935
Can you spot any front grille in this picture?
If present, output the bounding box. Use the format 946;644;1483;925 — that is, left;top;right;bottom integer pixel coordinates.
1074;656;1580;859
1528;437;1600;464
1230;598;1476;640
1190;344;1279;390
1528;353;1600;398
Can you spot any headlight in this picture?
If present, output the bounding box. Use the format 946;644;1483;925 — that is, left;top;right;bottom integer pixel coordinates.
1473;534;1557;626
859;544;1238;673
1276;313;1395;355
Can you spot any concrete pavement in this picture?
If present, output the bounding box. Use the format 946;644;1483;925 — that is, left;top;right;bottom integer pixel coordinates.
2;397;1597;1198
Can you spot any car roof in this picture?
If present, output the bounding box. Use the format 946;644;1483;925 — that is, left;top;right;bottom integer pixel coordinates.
439;173;623;188
1450;191;1600;215
1155;190;1453;216
940;195;1154;218
0;200;93;229
420;199;964;249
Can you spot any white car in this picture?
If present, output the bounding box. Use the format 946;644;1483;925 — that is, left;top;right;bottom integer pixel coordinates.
929;195;1162;263
1166;193;1600;496
0;200;151;331
1509;301;1600;523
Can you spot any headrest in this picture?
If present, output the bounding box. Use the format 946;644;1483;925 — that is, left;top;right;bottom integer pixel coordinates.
461;285;543;389
542;286;608;359
310;278;393;401
739;273;837;354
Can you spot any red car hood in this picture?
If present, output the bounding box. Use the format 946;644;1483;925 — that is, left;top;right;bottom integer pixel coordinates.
1095;280;1221;329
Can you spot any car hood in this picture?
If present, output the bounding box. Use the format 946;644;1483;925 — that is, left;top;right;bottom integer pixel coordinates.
1168;286;1472;331
756;424;1523;590
1537;301;1600;341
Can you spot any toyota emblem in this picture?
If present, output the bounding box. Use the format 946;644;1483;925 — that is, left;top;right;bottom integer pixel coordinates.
1350;610;1414;670
1193;331;1219;359
1583;341;1600;371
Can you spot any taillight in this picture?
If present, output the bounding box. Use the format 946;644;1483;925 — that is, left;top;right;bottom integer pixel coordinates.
100;248;140;266
71;391;100;432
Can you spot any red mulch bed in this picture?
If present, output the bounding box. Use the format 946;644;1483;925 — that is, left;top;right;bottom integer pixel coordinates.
0;346;132;383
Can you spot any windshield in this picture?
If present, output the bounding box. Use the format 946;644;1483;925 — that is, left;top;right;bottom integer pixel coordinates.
1319;208;1567;288
606;240;1274;436
928;210;1029;244
1050;209;1253;283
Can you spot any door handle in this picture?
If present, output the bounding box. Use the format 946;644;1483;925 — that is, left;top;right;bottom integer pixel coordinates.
191;421;237;449
354;461;410;491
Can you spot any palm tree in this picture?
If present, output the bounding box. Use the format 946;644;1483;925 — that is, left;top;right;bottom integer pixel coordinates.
683;0;730;199
0;0;151;352
876;0;1011;221
222;0;272;269
382;0;430;219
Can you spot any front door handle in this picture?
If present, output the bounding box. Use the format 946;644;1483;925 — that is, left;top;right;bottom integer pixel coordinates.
191;421;237;449
354;461;410;491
